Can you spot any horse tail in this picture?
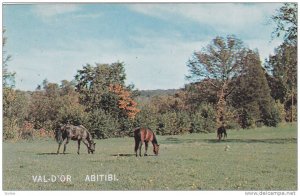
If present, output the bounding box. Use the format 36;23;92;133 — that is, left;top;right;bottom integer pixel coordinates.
55;130;63;144
133;127;140;138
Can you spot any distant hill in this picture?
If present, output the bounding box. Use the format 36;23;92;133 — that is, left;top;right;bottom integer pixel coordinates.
138;89;178;98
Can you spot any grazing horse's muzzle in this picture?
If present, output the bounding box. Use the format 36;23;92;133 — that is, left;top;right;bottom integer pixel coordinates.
88;141;96;154
153;144;160;155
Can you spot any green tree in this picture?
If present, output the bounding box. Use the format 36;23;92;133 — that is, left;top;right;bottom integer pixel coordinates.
134;104;158;131
183;81;219;112
3;28;20;140
230;50;279;127
265;43;297;122
86;109;119;139
3;28;15;88
75;62;138;135
190;103;216;133
186;35;247;127
28;80;86;130
75;62;126;113
266;3;297;122
271;3;297;45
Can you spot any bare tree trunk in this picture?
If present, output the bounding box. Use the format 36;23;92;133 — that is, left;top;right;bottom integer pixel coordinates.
216;82;228;127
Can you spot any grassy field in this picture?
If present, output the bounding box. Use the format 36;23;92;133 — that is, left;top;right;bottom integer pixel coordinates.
2;123;297;191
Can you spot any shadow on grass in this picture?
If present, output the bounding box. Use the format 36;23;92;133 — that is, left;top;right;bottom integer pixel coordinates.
111;153;136;157
162;137;296;145
204;138;297;144
36;152;71;155
111;153;157;157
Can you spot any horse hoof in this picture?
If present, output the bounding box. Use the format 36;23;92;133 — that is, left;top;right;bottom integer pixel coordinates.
144;154;148;156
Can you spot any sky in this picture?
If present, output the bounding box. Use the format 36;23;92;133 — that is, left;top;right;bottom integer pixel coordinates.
3;3;284;91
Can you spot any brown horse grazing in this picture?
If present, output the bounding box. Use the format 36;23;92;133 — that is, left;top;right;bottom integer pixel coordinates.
217;125;227;141
56;124;96;154
134;127;159;157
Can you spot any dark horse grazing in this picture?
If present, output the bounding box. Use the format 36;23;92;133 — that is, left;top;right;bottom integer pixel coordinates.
56;124;96;154
134;127;159;157
217;125;227;141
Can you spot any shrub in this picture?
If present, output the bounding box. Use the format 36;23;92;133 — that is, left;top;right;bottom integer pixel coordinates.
190;103;216;133
134;105;158;131
3;117;19;140
57;101;88;127
87;109;119;139
156;111;190;135
18;121;34;140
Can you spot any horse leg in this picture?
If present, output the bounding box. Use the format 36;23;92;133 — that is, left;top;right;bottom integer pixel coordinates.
77;140;81;155
57;142;62;154
218;133;221;142
82;139;90;154
138;140;143;157
144;141;149;156
134;139;140;157
63;138;70;154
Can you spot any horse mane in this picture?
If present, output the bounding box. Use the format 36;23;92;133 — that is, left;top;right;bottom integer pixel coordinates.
82;126;93;143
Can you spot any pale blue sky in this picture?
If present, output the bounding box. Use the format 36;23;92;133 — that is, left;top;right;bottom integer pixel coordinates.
3;3;283;91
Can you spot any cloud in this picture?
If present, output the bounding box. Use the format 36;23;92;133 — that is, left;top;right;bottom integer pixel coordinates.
9;3;285;91
244;38;283;61
31;4;103;25
128;3;282;36
11;30;282;91
32;4;81;18
11;33;207;91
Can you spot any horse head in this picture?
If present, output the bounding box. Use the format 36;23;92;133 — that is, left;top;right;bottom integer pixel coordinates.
89;140;96;154
153;144;160;155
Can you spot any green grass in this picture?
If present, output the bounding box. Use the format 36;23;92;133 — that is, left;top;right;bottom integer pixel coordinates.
3;123;297;190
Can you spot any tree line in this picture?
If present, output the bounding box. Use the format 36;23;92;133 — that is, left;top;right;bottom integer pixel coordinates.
3;3;297;140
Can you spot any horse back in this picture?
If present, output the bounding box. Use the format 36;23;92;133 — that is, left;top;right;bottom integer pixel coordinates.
217;126;226;134
58;124;92;141
72;125;92;140
134;128;154;142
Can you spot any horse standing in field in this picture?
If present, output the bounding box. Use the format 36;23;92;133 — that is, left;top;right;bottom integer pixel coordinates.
217;125;227;141
56;124;96;154
134;127;160;157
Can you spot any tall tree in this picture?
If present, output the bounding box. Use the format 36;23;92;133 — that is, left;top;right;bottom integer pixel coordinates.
75;62;126;113
266;3;297;122
75;62;137;133
2;28;15;88
230;50;279;127
3;28;20;140
186;35;247;127
272;3;297;45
